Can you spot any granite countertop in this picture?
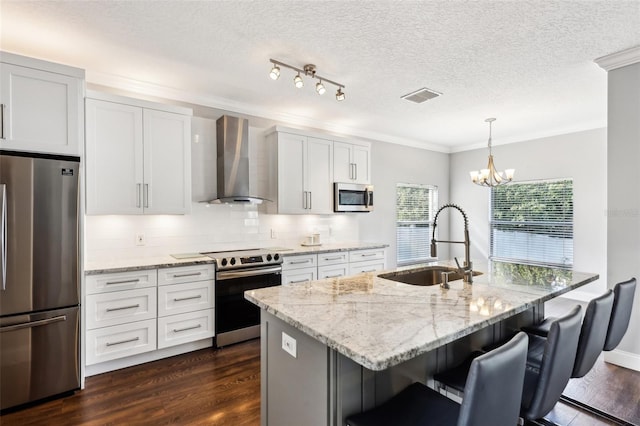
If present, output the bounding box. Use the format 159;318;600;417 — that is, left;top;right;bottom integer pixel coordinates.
244;261;598;371
84;242;388;275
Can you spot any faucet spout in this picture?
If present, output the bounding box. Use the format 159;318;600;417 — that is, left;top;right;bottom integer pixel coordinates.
431;203;473;283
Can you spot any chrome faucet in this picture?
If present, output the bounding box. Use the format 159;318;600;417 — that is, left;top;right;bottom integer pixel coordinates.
431;203;473;284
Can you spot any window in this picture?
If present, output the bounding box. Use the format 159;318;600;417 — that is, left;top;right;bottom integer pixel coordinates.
490;179;573;268
396;183;438;265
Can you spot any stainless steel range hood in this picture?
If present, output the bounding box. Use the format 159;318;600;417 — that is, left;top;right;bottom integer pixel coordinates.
207;115;269;204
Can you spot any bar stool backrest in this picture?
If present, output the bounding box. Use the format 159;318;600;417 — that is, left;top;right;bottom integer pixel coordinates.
573;290;614;378
604;278;637;351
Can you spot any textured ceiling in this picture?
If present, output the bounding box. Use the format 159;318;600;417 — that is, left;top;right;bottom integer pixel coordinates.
2;1;639;151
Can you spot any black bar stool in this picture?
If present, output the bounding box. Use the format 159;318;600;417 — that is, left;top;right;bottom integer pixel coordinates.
604;278;636;351
434;305;583;425
345;332;529;426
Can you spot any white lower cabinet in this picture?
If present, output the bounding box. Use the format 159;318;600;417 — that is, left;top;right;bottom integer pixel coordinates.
86;319;157;365
157;264;215;349
158;309;214;349
283;248;386;284
85;264;215;372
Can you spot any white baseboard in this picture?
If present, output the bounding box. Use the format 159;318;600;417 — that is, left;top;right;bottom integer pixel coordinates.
604;349;640;372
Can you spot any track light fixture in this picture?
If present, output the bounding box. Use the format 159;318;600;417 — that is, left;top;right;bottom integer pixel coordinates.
269;58;345;101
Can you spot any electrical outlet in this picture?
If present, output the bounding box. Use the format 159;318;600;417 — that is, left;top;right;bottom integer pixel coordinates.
282;332;297;358
135;233;145;246
271;229;276;239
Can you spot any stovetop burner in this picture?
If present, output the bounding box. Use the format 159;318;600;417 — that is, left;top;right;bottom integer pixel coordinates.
201;248;283;271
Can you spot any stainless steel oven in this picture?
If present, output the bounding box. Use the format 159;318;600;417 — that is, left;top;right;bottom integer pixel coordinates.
334;182;373;212
202;249;282;347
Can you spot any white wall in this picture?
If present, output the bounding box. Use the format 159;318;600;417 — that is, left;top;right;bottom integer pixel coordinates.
450;128;608;300
605;61;640;370
358;141;450;269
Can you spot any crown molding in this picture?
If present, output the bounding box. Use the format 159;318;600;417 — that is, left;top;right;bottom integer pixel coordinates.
594;46;640;71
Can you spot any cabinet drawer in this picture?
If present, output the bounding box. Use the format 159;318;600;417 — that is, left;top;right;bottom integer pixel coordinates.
157;309;215;349
86;319;157;365
282;254;317;270
349;248;386;263
317;252;349;266
86;269;157;294
158;280;214;317
349;260;385;275
157;264;215;286
282;267;317;285
318;264;348;279
86;288;157;329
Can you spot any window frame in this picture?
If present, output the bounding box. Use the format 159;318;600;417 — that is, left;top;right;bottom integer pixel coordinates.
396;183;438;266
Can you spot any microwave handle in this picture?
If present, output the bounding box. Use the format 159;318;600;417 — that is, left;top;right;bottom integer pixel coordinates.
365;187;370;208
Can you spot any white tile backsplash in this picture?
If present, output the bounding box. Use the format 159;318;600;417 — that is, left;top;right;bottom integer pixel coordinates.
84;202;359;262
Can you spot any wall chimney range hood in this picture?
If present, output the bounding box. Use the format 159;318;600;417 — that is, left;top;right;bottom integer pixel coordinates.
206;115;270;204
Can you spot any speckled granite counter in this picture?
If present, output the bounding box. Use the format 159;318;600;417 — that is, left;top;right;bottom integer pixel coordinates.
245;261;598;371
84;242;387;275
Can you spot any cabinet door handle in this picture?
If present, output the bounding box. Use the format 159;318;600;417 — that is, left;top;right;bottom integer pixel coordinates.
106;337;140;347
136;183;141;208
143;184;149;208
323;256;343;261
0;104;5;140
173;324;202;333
362;268;377;273
302;191;307;209
289;278;310;284
354;163;358;180
106;278;140;285
172;272;202;278
290;259;311;265
308;191;312;210
351;163;356;180
324;274;343;278
173;295;202;302
361;253;378;257
106;304;140;312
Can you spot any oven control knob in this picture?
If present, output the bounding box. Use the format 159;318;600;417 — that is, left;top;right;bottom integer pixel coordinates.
266;254;272;261
221;258;228;266
273;253;280;261
230;258;236;265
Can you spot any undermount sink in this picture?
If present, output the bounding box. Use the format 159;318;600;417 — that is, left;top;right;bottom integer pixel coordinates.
378;266;482;286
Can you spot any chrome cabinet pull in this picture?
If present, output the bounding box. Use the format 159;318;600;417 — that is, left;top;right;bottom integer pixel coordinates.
308;191;312;210
302;191;307;209
289;278;310;284
143;183;149;208
172;272;202;278
136;183;141;208
173;324;202;333
106;278;140;285
1;184;6;290
324;274;343;278
173;295;202;302
0;104;5;140
354;163;358;180
106;304;140;312
362;268;377;273
106;337;140;347
323;256;343;261
290;259;311;265
361;253;377;257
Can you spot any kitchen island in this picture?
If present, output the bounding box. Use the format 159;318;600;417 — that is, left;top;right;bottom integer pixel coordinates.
245;261;598;426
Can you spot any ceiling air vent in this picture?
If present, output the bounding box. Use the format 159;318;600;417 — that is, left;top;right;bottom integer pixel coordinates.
401;87;442;103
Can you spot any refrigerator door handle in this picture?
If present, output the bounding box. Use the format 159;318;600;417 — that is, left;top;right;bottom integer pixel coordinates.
0;315;67;333
1;184;6;290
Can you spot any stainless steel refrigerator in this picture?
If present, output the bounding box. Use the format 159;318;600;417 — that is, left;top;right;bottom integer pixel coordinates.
0;150;80;411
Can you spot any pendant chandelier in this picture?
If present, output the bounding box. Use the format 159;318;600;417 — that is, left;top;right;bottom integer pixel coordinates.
469;118;514;187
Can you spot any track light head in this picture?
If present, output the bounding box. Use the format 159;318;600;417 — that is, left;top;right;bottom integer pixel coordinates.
316;81;326;95
336;88;345;101
293;73;304;88
269;64;280;80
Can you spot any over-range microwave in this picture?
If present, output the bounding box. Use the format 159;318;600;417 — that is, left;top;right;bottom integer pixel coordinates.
334;182;373;212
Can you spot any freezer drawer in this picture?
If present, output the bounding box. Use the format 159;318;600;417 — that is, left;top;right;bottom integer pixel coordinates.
0;306;80;410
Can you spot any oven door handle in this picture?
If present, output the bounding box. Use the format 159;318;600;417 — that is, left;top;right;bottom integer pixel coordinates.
216;265;282;280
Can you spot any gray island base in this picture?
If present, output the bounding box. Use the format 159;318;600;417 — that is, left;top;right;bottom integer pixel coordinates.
245;261;598;426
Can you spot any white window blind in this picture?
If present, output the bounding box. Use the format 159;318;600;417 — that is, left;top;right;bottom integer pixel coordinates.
490;179;574;268
396;183;437;265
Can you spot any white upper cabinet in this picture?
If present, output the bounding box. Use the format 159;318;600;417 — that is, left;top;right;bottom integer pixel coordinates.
0;53;84;156
269;132;333;214
333;140;371;184
85;92;192;215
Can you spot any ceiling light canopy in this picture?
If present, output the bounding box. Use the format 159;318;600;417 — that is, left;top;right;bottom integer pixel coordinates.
269;59;345;101
470;118;515;187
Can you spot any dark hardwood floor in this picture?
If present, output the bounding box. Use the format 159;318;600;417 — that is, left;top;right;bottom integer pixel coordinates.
1;336;638;425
